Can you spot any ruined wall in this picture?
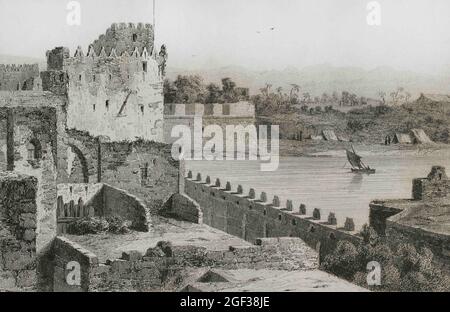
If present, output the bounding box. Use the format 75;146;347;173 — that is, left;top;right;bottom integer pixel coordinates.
43;23;164;143
0;172;38;291
412;166;450;200
182;172;361;261
0;92;63;254
164;102;256;146
56;183;103;233
53;236;98;292
62;131;179;214
163;193;203;224
56;183;150;232
102;184;149;231
87;237;317;292
0;64;40;91
385;220;450;273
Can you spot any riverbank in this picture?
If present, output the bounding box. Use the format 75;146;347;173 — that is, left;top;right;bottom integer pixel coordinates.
279;139;450;158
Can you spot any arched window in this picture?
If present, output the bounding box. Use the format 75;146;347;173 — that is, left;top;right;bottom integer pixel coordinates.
27;138;42;160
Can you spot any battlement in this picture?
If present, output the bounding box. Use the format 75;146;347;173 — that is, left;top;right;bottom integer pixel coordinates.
164;102;256;118
91;22;154;57
0;64;40;91
181;171;362;261
0;64;39;73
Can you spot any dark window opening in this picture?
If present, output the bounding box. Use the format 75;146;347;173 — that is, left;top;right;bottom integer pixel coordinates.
93;104;96;111
278;214;282;221
93;75;96;82
27;138;42;160
60;73;65;82
132;34;137;42
79;74;82;81
263;209;267;216
140;105;144;114
109;74;112;80
292;219;297;226
142;61;147;72
140;162;149;185
105;100;110;110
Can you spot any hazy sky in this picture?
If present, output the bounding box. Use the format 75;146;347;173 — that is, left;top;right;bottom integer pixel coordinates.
1;0;450;72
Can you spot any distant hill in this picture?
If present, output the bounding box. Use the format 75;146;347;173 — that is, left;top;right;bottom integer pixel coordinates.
0;54;46;70
167;64;450;100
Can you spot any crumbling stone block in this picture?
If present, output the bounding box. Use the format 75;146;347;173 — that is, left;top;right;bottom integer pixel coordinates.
272;196;280;207
260;192;267;202
313;208;321;220
121;250;143;261
344;218;355;231
286;200;293;211
328;212;337;225
299;204;306;215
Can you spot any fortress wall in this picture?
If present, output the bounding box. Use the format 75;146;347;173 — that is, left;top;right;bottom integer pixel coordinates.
64;54;163;142
183;172;361;261
90;23;154;57
412;177;450;200
163;102;256;146
385;220;450;274
61;131;180;214
0;64;40;91
0;172;38;291
43;29;164;143
0;94;62;254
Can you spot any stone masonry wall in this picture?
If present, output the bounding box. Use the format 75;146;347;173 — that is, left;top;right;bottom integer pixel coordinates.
182;172;362;262
162;193;203;224
102;184;149;231
53;236;98;292
62;131;180;214
0;172;38;291
56;183;150;233
43;23;164;143
88;237;317;292
0;64;40;91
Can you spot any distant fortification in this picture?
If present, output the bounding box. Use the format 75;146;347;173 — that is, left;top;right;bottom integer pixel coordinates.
0;64;41;91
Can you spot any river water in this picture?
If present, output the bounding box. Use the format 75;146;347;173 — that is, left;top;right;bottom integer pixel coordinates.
186;150;450;230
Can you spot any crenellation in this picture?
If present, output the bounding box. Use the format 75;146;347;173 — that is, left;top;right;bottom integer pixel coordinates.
183;172;363;262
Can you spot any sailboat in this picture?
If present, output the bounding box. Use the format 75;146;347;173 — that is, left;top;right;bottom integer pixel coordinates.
346;146;376;174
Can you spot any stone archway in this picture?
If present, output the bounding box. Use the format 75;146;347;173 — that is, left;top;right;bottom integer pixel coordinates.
68;144;89;183
63;137;94;183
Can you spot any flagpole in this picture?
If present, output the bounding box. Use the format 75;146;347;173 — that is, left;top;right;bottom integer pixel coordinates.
153;0;156;34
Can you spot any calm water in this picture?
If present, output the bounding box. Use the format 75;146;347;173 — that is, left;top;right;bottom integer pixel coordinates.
187;151;450;230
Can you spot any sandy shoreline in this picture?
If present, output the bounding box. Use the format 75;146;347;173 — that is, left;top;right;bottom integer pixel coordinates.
279;139;450;158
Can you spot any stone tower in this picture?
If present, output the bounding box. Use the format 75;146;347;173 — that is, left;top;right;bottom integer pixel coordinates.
41;23;166;142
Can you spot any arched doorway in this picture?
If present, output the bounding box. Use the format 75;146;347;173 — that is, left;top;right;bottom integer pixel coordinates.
68;144;89;183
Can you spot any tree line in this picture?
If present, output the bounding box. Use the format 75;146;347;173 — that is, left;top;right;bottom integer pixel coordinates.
163;75;249;104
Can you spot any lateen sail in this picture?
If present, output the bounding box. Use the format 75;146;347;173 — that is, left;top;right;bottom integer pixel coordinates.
346;149;364;169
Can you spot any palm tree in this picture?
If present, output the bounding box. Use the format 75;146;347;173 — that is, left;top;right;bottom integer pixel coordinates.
289;84;300;100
